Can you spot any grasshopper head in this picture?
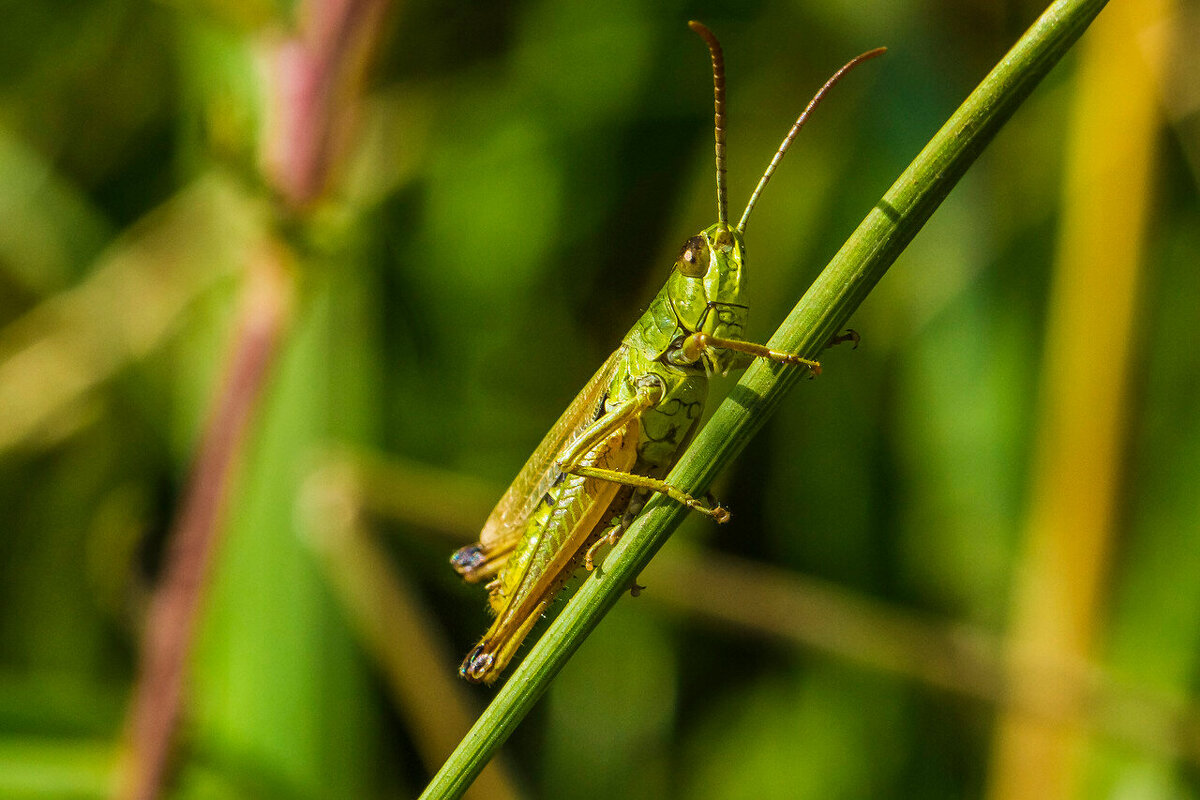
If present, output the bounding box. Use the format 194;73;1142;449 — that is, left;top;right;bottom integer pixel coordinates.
666;221;749;371
675;21;883;372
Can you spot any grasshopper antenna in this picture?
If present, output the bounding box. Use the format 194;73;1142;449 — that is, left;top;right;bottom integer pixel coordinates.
689;21;728;228
737;46;886;235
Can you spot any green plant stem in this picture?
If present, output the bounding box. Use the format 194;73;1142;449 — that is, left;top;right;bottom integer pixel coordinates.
420;0;1109;796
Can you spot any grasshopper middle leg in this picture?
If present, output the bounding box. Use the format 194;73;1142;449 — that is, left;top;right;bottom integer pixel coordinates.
554;377;729;526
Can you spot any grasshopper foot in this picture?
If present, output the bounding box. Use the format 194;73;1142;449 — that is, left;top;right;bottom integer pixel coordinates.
700;491;731;523
827;329;860;349
688;493;730;523
585;528;623;572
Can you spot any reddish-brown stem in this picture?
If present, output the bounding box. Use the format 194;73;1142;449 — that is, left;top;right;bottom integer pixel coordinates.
264;0;391;209
117;245;293;800
118;0;393;793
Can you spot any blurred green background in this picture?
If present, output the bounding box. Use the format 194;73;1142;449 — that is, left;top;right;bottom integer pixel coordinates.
1;0;1196;798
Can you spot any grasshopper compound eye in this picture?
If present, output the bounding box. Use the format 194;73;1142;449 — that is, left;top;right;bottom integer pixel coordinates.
675;235;710;277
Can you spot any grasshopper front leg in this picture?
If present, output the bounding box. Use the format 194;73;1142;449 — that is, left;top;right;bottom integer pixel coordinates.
675;331;823;373
673;328;861;374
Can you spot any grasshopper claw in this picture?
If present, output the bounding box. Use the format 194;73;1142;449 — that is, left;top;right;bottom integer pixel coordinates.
828;329;860;349
585;530;619;572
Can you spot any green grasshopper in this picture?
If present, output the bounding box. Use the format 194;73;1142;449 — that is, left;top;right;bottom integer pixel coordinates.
451;21;884;684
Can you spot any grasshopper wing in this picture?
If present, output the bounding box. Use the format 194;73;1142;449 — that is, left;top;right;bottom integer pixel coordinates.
462;411;641;682
451;346;626;582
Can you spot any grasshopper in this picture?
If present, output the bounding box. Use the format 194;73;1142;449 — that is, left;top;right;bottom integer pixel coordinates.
451;21;884;684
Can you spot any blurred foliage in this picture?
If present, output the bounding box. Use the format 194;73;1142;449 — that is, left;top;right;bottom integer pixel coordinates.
0;0;1196;799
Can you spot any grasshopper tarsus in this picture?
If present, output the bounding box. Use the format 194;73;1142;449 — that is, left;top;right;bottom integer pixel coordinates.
687;494;731;523
777;351;822;371
828;329;860;350
787;356;821;379
584;531;618;572
697;491;731;523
